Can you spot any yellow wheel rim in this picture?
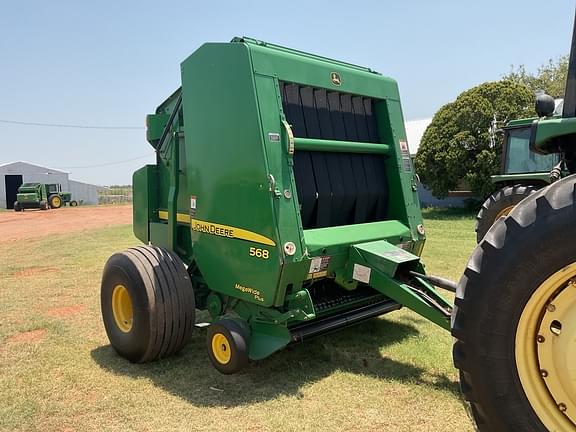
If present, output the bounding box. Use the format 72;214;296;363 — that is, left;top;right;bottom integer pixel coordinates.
516;262;576;430
111;284;133;333
496;204;515;220
211;333;232;365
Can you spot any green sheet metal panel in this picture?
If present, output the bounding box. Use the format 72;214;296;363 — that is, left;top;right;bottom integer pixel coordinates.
247;40;399;101
352;240;419;277
246;39;425;251
133;165;157;244
303;220;412;253
180;43;282;307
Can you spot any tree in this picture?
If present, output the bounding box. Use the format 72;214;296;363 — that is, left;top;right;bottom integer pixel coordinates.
504;56;568;98
414;80;535;198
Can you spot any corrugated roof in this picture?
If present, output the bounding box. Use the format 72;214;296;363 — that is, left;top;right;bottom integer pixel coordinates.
0;161;69;174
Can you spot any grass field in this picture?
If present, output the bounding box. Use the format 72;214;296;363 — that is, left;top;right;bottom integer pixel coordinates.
0;209;478;431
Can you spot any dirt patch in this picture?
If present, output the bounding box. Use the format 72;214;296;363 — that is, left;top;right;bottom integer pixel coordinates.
46;304;86;318
0;205;132;243
12;266;60;277
6;328;47;344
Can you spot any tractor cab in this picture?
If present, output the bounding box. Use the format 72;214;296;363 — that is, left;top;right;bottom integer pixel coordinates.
46;183;62;194
500;120;559;180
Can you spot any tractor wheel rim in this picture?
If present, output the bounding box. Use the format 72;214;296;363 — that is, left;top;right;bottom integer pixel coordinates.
111;284;133;333
495;205;515;220
516;262;576;430
53;197;61;206
211;333;231;364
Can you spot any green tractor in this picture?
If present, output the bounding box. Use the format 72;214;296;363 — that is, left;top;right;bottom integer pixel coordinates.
14;182;77;211
453;14;576;430
475;115;561;242
45;183;77;209
99;25;576;432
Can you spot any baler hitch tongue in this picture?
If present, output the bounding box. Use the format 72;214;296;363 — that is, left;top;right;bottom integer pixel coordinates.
349;241;453;331
408;271;458;293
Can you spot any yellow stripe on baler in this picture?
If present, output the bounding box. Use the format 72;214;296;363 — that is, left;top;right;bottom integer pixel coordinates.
157;211;276;246
158;210;191;224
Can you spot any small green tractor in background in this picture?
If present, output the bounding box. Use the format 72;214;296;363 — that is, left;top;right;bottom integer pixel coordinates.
475;106;562;242
100;16;576;431
14;182;77;211
44;183;77;209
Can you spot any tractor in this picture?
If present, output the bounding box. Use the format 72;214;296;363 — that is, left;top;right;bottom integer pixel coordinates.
45;183;77;208
14;182;77;211
100;18;576;432
475;105;562;242
453;13;576;431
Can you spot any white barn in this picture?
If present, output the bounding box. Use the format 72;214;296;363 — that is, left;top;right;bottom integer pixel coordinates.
0;161;100;209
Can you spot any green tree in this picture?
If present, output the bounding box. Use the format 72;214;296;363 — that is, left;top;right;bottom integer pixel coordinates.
504;56;568;98
414;80;534;198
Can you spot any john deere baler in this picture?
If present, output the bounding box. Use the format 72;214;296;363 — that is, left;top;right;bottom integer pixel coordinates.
101;37;453;373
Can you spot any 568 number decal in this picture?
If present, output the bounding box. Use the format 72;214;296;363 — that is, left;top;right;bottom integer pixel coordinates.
249;247;269;259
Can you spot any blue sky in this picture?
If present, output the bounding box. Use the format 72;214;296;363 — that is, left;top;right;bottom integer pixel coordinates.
0;0;573;185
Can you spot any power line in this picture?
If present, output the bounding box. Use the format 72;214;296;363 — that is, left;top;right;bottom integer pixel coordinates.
56;153;155;169
0;119;144;130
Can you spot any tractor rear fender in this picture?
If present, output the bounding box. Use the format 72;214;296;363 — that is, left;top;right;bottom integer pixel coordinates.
490;173;550;187
530;116;576;155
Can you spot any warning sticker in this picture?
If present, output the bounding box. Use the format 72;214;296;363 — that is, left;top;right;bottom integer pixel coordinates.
353;264;371;284
399;140;412;172
190;196;197;216
309;256;331;273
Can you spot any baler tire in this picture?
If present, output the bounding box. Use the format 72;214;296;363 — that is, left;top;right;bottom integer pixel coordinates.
48;194;62;209
13;202;21;212
101;246;195;363
206;319;249;374
40;200;49;210
69;200;78;207
453;175;576;431
475;184;537;243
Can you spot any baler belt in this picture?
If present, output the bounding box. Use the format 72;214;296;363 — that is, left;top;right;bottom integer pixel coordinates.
280;81;388;229
280;82;379;143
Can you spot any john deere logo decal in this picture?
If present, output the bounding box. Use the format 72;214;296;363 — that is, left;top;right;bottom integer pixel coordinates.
330;72;341;86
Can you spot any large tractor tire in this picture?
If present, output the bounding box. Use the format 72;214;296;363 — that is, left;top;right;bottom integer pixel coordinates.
453;175;576;431
101;246;195;363
475;184;537;243
48;194;62;209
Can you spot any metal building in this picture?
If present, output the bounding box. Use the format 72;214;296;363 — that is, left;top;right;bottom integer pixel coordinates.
0;161;100;209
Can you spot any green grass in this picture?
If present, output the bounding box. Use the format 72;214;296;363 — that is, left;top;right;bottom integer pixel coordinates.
0;210;478;431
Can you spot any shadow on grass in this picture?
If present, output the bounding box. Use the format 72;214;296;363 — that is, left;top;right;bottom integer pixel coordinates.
421;207;477;220
91;317;460;407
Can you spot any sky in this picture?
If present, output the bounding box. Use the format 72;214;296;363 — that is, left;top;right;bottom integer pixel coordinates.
0;0;574;185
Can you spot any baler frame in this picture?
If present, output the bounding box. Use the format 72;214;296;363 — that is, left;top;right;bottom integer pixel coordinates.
105;36;454;372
